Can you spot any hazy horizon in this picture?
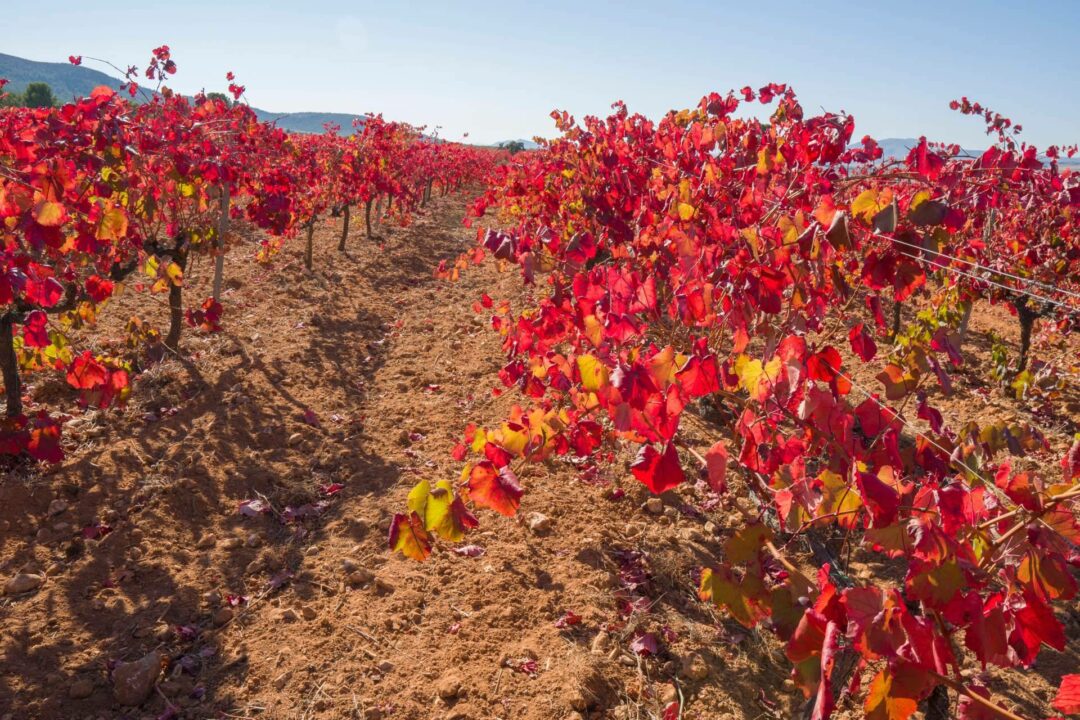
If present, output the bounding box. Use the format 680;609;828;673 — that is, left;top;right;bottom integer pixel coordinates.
4;0;1078;149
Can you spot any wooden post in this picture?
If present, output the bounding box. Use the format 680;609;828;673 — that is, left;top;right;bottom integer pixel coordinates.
212;187;230;302
304;217;316;271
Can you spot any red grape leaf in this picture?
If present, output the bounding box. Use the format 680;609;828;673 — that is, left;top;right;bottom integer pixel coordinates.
631;442;685;494
1052;674;1080;715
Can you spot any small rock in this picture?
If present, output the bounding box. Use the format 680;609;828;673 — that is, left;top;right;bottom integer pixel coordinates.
527;512;552;535
445;704;474;720
659;683;678;704
280;608;299;622
213;608;234;626
3;573;44;595
643;498;664;515
47;499;68;516
154;624;176;642
437;673;462;700
69;677;94;699
287;433;303;446
681;652;709;681
301;605;317;621
273;671;291;691
244;533;262;548
221;537;243;550
342;558;359;572
112;650;164;706
348;569;374;587
377;660;394;673
704;521;718;535
196;534;217;550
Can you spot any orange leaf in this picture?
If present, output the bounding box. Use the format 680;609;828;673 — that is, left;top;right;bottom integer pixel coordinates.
467;461;523;516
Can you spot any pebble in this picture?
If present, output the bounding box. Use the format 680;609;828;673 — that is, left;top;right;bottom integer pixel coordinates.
342;558;359;572
643;497;664;514
112;650;164;706
526;512;552;535
69;677;94;699
213;608;234;626
221;537;243;550
301;605;317;621
659;683;678;704
3;573;44;595
288;433;303;446
244;533;262;548
196;534;217;550
377;660;394;673
47;499;68;516
280;608;299;622
682;652;710;681
437;673;462;700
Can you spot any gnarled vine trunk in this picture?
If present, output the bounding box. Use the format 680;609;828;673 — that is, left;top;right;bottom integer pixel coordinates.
0;314;22;418
338;204;350;252
164;235;190;354
1016;302;1037;373
365;199;373;238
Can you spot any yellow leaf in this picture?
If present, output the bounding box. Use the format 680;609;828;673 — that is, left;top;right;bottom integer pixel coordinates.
406;479;431;515
851;189;892;224
756;147;774;175
735;354;782;401
424;480;457;539
166;262;184;287
583;314;602;346
33;200;66;227
677;202;695;221
817;470;862;528
647;346;677;388
96;207;128;241
498;423;528;456
577;354;609;392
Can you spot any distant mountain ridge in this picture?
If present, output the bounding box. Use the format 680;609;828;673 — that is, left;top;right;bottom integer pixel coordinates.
3;52;1077;164
0;52;368;135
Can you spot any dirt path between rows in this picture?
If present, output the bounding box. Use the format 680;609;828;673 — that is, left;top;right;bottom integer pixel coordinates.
1;195;1074;720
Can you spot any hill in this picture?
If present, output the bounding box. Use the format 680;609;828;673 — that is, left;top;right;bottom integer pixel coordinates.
0;52;368;135
0;52;124;100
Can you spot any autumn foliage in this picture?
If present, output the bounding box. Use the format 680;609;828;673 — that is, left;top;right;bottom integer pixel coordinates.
399;85;1080;719
0;48;500;462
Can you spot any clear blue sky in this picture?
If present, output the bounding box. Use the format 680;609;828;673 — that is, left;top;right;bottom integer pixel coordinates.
4;0;1078;148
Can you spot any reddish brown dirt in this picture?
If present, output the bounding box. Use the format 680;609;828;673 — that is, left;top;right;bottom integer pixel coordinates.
0;196;1076;720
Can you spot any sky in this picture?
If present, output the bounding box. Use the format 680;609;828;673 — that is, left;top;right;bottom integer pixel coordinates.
3;0;1078;148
